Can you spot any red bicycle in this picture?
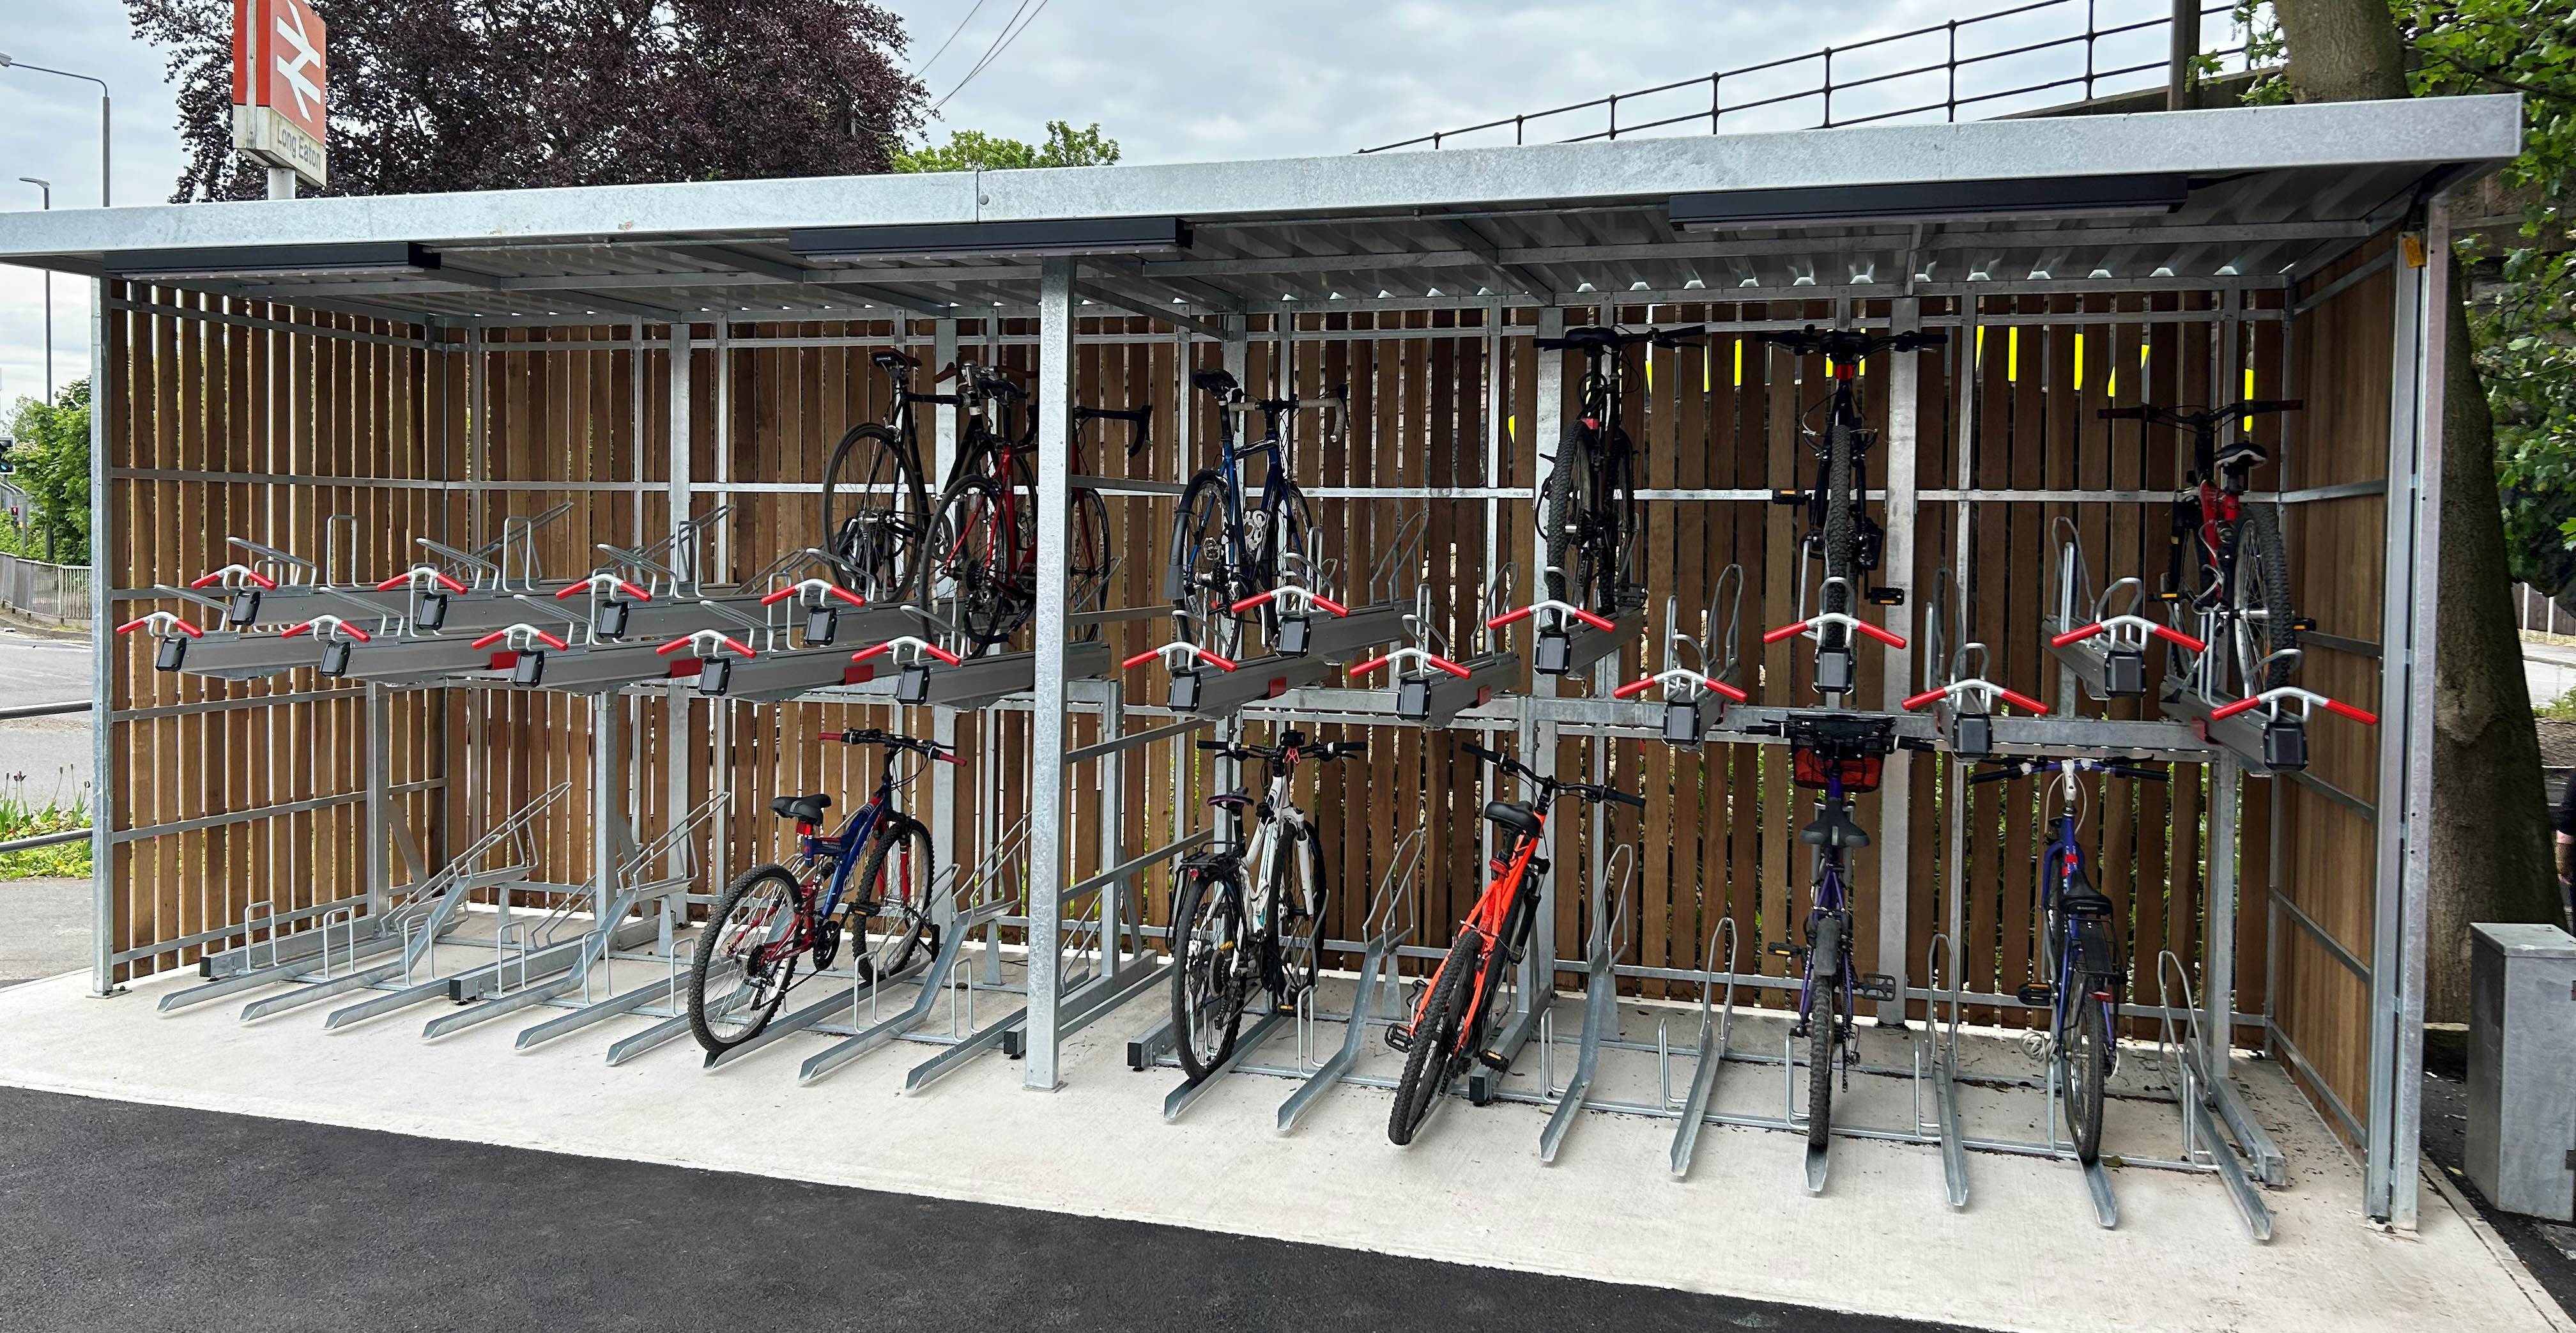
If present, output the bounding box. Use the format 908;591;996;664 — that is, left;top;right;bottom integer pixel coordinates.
1384;742;1641;1145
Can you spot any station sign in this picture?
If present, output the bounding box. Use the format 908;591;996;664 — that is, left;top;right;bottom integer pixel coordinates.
231;0;330;189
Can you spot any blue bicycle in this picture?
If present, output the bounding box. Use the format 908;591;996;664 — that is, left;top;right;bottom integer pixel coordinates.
686;728;958;1053
1972;755;2168;1162
1750;713;1909;1151
1169;369;1342;658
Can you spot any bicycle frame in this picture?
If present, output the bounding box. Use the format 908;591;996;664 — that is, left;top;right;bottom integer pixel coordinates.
768;751;914;951
1410;815;1547;1042
1795;771;1859;1038
1209;398;1304;582
2043;811;2117;1053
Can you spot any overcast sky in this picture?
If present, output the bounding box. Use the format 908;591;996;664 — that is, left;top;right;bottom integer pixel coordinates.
0;0;2184;418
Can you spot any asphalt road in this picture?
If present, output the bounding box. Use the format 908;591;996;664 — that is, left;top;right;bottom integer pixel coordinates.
0;629;91;796
0;876;85;987
0;1086;1968;1333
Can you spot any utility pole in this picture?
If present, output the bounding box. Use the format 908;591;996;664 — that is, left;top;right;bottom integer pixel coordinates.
2168;0;2202;111
17;178;51;399
0;54;111;206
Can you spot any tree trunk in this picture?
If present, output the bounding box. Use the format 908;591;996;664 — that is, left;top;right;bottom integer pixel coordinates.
2430;274;2561;1017
2273;0;2560;1022
2271;0;2409;102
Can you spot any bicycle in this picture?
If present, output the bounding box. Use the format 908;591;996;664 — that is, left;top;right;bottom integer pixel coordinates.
1759;325;1945;694
824;352;1147;649
1533;323;1701;617
1744;712;1912;1152
1168;728;1366;1081
686;728;960;1054
2099;399;2304;696
1969;755;2169;1164
1169;369;1340;659
1384;741;1643;1146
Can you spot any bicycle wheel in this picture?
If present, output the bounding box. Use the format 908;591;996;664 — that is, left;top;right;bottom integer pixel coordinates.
820;423;928;601
1069;485;1112;640
1805;911;1843;1150
688;865;807;1053
1604;433;1641;596
1170;470;1242;660
1270;822;1330;1010
2066;986;2111;1164
1390;930;1482;1146
855;815;939;982
1258;481;1315;589
1542;431;1602;610
1170;869;1248;1083
1820;415;1860;632
2229;505;2299;693
925;475;1028;649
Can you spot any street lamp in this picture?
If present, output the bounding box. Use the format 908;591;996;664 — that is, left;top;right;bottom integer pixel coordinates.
19;178;49;399
0;53;110;206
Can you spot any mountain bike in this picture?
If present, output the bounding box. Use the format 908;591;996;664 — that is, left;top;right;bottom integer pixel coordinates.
1384;742;1643;1146
686;728;960;1054
1744;712;1910;1151
1970;755;2169;1163
1168;728;1366;1081
1533;323;1700;616
818;350;952;601
1760;325;1945;694
2100;399;2304;697
1169;369;1340;659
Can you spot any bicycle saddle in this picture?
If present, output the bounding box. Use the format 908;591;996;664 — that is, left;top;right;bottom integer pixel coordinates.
1206;792;1255;812
770;794;831;824
1483;800;1542;838
870;349;916;371
1799;806;1871;849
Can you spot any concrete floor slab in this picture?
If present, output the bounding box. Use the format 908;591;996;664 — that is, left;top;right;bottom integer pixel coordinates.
0;959;2559;1333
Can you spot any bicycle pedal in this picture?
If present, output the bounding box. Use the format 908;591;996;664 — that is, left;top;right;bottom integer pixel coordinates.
2016;982;2056;1006
1384;1025;1414;1054
1768;941;1807;961
1476;1048;1512;1072
1857;973;1901;1002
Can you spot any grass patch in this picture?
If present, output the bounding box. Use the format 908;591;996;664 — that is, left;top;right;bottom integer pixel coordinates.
0;769;90;880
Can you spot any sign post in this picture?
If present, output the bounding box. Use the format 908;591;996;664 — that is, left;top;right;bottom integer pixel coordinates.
231;0;328;197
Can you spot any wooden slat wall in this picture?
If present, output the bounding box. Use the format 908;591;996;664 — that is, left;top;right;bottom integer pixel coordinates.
103;288;2387;1097
2276;237;2400;1144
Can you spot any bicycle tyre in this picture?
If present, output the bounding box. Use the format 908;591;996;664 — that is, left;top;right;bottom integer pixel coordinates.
1805;911;1843;1151
925;474;1028;649
1275;821;1330;1008
688;865;807;1054
1069;485;1112;640
1604;433;1641;597
820;422;928;601
2067;985;2111;1164
1541;431;1600;610
2229;505;2299;693
1820;414;1860;642
1257;481;1317;642
1389;930;1482;1146
1170;868;1248;1083
855;815;939;982
1170;470;1241;661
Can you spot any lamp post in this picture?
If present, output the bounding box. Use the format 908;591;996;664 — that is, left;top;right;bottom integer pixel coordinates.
0;54;111;206
18;178;49;399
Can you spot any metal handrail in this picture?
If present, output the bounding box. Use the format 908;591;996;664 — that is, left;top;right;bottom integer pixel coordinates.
1362;0;2249;153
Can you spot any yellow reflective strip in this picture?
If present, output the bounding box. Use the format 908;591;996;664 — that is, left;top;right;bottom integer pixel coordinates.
2007;327;2020;382
1733;338;1743;387
2073;332;2085;390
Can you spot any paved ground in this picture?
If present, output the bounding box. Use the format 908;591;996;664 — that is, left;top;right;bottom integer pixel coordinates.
0;877;84;987
2422;1030;2576;1318
0;1085;1958;1333
2531;640;2576;709
0;626;92;796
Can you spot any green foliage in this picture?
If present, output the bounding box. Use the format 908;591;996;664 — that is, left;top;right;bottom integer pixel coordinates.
891;121;1120;174
2;380;91;566
0;770;89;881
2538;684;2576;722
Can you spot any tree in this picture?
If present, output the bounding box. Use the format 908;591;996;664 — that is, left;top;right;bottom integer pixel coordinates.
4;381;93;565
2264;0;2570;1021
891;121;1121;174
126;1;928;201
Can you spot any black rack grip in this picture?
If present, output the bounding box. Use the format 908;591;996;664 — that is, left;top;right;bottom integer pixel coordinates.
2107;764;2170;781
1599;787;1647;808
2097;406;2149;420
2237;398;2304;415
1462;743;1504;765
1333;740;1368;757
1968;763;2032;785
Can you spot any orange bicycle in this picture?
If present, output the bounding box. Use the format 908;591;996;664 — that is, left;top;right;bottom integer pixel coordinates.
1385;742;1641;1144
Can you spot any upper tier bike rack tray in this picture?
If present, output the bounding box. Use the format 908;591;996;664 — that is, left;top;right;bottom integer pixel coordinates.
2158;687;2290;775
1167;652;1340;720
832;641;1121;711
1390;651;1518;728
1278;598;1408;665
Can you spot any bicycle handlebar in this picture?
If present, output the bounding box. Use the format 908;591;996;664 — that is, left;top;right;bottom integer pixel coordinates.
1461;742;1644;807
1968;757;2168;785
1073;403;1156;458
831;728;964;763
1756;325;1947;361
1534;323;1705;353
2098;399;2304;424
1195;737;1368;764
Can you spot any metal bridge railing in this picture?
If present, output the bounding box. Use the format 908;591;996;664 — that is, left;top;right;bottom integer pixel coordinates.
1361;0;2251;153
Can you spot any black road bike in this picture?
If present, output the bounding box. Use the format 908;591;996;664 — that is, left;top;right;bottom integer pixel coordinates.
1170;369;1340;659
2101;399;2304;696
1168;729;1363;1081
1760;326;1945;688
1534;324;1701;615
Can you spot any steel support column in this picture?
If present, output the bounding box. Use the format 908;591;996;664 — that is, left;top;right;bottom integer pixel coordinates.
930;316;960;930
365;682;392;919
2205;752;2238;1070
1874;296;1921;1024
1525;307;1567;1003
666;323;694;895
88;275;118;995
1023;258;1078;1091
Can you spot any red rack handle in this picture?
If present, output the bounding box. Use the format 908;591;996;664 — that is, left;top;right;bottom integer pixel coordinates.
2209;695;2261;720
284;620;374;643
2050;622;2105;648
1761;620;1809;645
1229;589;1349;616
1997;686;2047;713
1854;620;1907;648
852;641;963;666
1901;687;1946;710
561;577;652;601
1347;654;1394;678
759;583;865;608
379;571;470;594
1120;648;1160;670
1486;605;1615;631
2155;624;2207;652
1195;651;1239;672
655;636;693;656
1711;680;1749;702
1422;653;1471;679
190;568;277;590
2325;699;2379;725
116;615;204;637
474;628;564;650
1613;678;1656;699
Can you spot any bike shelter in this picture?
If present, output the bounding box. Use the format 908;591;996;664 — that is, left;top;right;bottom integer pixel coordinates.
0;94;2518;1237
